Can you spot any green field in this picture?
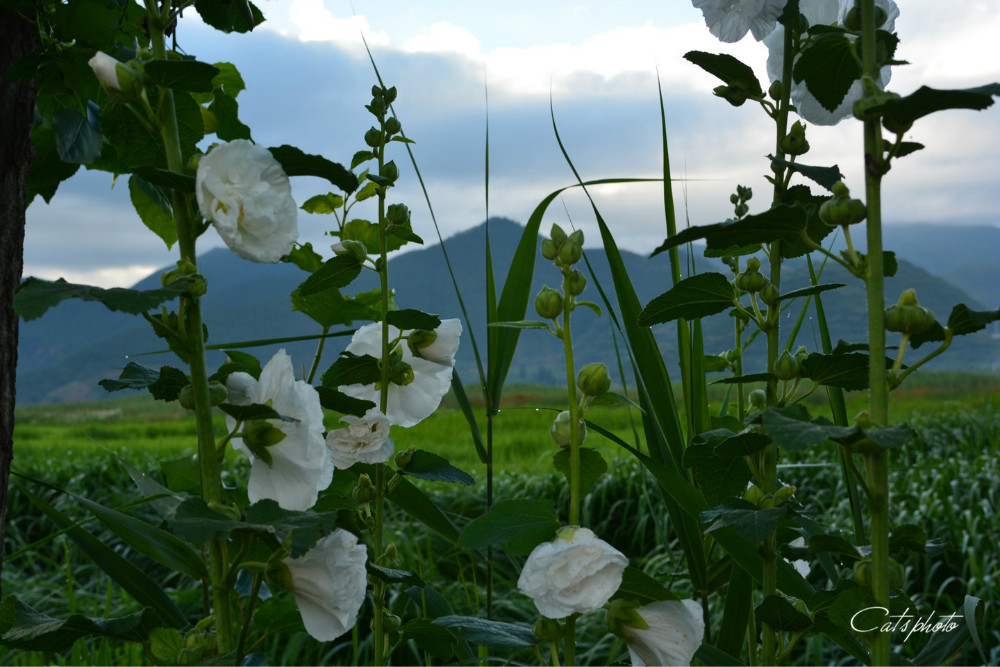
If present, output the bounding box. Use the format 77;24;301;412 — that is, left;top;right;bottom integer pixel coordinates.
4;373;1000;665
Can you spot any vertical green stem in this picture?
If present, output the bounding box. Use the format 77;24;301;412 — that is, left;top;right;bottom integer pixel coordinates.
146;3;232;654
860;1;890;663
560;270;581;665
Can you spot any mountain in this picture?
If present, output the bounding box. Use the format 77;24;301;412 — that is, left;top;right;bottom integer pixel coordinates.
15;218;1000;404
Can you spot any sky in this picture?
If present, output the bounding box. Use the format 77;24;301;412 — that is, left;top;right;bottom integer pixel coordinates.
21;1;1000;288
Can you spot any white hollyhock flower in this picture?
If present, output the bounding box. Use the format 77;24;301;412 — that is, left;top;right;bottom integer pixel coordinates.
339;319;462;428
692;0;787;42
283;529;368;641
765;0;899;125
325;407;394;469
226;350;333;511
624;600;705;667
517;526;628;619
196;140;298;263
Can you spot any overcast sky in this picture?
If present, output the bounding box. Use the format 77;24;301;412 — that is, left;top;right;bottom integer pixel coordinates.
22;1;1000;288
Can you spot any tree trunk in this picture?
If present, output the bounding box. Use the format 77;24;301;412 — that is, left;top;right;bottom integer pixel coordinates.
0;5;39;599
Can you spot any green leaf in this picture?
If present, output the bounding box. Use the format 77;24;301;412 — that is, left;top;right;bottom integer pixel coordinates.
28;124;81;203
223;349;262;380
210;61;246;97
52;104;101;165
793;31;860;113
285;243;325;273
683;51;763;99
194;0;265;33
14;276;191;322
889;524;927;554
713;372;774;385
402;450;475;485
896;142;924;158
0;596;163;651
15;481;187;627
131;167;196;193
208;89;252;141
800;351;887;390
913;595;985;667
316;387;375;417
774;283;845;303
50;0;123;49
386;309;441;332
552;447;607;498
756;595;813;632
639;272;735;326
351;150;374;169
911;304;1000;348
702;499;787;543
244;500;341;557
148;627;185;665
102;89;203;169
161;456;201;495
433;616;538;653
128;175;177;249
290;285;382;328
268;145;358;194
651;204;811;260
767;155;843;191
218;402;295;423
613;565;678;604
683;443;752;507
301;193;344;214
760;406;914;452
321;353;380;388
400;619;455;662
297;254;363;296
487;320;551;330
366;563;424;586
457;499;559;554
873;84;1000;133
145;59;220;93
98;362;188;402
808;534;863;563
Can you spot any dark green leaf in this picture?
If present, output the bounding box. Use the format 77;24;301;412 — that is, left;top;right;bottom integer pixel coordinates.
702;499;787;543
400;619;455;662
683;51;763;99
297;254;363;296
209;89;252;141
218;402;295;423
148;627;185;665
366;563;424;586
320;353;380;388
889;524;927;554
194;0;265;33
683;444;752;507
145;59;220;93
768;155;843;191
911;304;1000;348
403;450;475;485
285;243;325;273
913;595;984;667
873;84;1000;133
651;204;809;259
774;283;845;303
896;142;924;158
638;273;735;326
433;616;538;652
28;124;80;202
809;534;863;563
487;320;551;330
128;175;177;249
316;387;375;417
714;432;771;457
761;407;854;452
613;565;678;604
223;349;262;380
290;285;382;328
756;595;813;632
52;105;101;165
268;145;358;193
713;372;774;385
800;351;886;390
161;456;201;495
0;597;163;651
793;32;860;113
102;89;203;169
14;277;190;322
50;0;122;49
552;447;607;498
457;499;558;554
245;500;341;557
131;167;196;193
386;309;441;332
210;61;245;97
99;362;187;402
351;151;373;169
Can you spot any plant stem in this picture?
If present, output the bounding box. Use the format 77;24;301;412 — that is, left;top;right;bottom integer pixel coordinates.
146;5;233;654
559;269;580;665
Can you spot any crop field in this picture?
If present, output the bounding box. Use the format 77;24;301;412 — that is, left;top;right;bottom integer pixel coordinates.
4;373;998;665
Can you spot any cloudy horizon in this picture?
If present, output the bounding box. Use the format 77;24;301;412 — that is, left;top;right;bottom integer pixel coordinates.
21;1;1000;288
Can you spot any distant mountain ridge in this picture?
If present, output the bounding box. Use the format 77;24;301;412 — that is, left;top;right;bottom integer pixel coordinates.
15;218;1000;404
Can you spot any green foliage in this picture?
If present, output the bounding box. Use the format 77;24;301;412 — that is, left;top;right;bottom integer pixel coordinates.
14;277;193;322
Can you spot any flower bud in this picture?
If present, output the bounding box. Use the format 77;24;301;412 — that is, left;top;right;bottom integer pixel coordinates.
734;266;768;293
406;329;438;358
394;446;415;470
383;611;402;635
265;560;294;592
605;599;649;640
773;484;796;505
185;274;208;297
713;83;747;107
533;617;565;641
759;282;780;306
381;160;399;182
744;483;765;507
569;229;584;246
352;473;377;504
819;182;866;226
888;557;905;589
364;127;382;148
332;239;369;262
387;358;414;386
386;203;410;225
371;84;384;98
208;381;228;406
535;286;564;320
378;544;402;570
551;410;586;448
558;239;583;265
540;238;559;260
768;80;782;101
383;86;398;104
853;559;872;587
780;121;810;156
577;362;611;397
749;389;766;410
161;258;197;287
566;269;587;296
884;289;936;335
772;350;800;381
368;96;386;116
88;52;143;101
384;117;401;135
549;224;567;245
243;420;287;466
178;385;195;410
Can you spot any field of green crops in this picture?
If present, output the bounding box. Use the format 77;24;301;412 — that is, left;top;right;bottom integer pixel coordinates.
4;372;999;665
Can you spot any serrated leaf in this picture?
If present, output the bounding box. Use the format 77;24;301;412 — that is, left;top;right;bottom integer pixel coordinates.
351;150;373;169
613;566;678;604
651;204;810;260
912;304;1000;348
702;499;787;542
268;145;358;193
297;254;363;296
683;51;763;99
713;372;774;385
756;595;813;632
99;362;188;402
301;193;343;214
800;351;888;390
767;155;844;191
683;443;752;507
433;616;538;652
128;175;177;249
793;32;860;113
889;524;927;554
316;387;373;417
896;142;924;158
366;563;425;586
552;447;607;498
457;499;558;554
284;243;325;274
400;619;455;662
194;0;264;33
386;309;441;332
28;124;80;202
320;353;380;388
131;167;196;193
52;105;101;165
872;84;1000;133
639;272;734;326
145;59;220;93
209;89;251;141
402;450;475;485
218;402;296;423
14;277;190;321
809;534;863;563
0;597;163;651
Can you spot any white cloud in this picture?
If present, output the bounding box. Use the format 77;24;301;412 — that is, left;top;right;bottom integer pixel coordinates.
403;22;481;59
281;0;390;52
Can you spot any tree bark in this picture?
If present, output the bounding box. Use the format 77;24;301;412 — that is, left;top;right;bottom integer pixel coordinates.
0;5;39;599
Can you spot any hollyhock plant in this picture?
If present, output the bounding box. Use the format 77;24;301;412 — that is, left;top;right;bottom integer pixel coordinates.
339;319;462;428
88;51;142;100
620;600;705;667
692;0;787;43
196;139;298;263
517;526;628;619
764;0;899;125
279;529;368;641
225;350;333;511
325;407;393;469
